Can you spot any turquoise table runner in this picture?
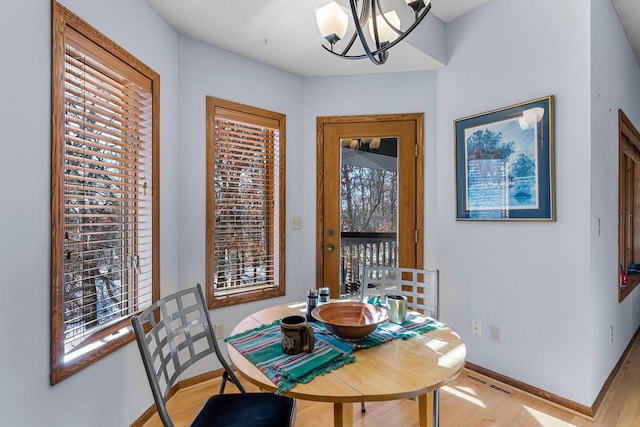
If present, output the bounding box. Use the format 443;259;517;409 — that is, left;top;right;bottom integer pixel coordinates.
311;313;445;353
226;321;354;395
226;314;445;395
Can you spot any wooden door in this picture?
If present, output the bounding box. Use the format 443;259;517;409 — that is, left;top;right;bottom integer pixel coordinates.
316;114;424;298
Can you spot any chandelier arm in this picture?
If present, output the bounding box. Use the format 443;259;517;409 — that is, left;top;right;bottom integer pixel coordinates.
349;0;386;64
337;30;360;57
320;12;363;59
367;2;431;57
321;44;370;61
369;0;384;50
375;0;403;36
358;0;371;28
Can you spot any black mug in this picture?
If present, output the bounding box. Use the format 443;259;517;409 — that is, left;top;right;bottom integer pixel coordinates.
281;315;315;355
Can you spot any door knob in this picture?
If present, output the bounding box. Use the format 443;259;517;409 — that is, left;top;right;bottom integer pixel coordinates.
326;244;334;252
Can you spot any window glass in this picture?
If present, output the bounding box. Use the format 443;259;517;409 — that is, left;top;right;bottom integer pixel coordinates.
619;110;640;301
51;2;159;384
206;97;286;307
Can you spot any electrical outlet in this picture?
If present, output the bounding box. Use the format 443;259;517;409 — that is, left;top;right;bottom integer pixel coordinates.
610;326;614;343
214;324;224;339
471;320;481;337
490;326;500;343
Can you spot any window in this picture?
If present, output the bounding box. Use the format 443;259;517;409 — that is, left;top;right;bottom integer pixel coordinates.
206;97;286;308
51;2;159;384
618;110;640;301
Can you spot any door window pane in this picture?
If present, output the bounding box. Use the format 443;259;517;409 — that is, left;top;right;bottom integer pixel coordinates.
339;137;398;296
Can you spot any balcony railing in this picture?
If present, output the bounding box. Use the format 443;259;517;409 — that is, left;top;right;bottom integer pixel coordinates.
340;232;397;296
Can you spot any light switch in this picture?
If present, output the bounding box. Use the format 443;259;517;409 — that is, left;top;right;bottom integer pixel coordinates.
291;217;302;230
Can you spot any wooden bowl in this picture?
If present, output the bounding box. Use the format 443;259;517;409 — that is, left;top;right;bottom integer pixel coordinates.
311;301;389;341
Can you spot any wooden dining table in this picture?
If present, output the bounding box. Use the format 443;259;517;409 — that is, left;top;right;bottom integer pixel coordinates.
227;301;466;427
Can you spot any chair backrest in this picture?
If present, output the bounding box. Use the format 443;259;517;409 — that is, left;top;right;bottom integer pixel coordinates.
131;283;243;426
361;267;439;319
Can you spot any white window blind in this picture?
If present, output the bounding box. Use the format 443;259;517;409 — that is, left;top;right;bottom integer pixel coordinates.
60;29;153;355
212;107;281;297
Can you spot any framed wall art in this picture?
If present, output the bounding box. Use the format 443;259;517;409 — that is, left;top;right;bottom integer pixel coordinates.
454;96;555;221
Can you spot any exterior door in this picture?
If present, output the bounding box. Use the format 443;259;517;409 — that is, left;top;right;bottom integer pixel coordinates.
316;114;424;298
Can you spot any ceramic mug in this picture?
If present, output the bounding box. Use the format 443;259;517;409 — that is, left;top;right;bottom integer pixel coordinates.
385;294;408;324
281;315;315;355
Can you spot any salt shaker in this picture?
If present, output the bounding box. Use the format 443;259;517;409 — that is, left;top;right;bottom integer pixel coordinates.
318;287;330;305
306;289;318;321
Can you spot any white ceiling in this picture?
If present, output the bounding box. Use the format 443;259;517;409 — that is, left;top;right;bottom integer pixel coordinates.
146;0;640;77
612;0;640;64
146;0;490;76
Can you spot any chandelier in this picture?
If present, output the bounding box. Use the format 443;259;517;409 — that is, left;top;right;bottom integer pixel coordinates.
316;0;432;65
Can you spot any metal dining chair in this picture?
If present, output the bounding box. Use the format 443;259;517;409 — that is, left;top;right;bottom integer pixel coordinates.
361;266;439;319
131;283;296;427
360;266;440;426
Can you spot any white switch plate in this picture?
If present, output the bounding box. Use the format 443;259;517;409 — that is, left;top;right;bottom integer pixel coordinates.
291;217;302;230
214;324;224;339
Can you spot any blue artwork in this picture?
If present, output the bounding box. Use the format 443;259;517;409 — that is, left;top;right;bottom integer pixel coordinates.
465;117;538;212
455;96;554;221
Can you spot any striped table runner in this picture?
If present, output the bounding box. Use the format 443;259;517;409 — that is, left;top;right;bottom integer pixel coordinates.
226;321;354;394
226;314;445;394
310;314;445;353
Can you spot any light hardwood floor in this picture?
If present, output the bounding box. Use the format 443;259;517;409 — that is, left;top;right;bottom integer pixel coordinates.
140;336;640;427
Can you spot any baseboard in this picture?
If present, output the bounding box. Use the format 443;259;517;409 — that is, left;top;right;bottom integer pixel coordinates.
176;369;223;390
130;368;224;427
464;362;594;417
130;405;157;427
465;326;640;418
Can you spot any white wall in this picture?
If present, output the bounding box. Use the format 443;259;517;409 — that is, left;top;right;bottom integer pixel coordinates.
435;0;595;405
0;0;180;425
589;0;640;400
175;36;306;366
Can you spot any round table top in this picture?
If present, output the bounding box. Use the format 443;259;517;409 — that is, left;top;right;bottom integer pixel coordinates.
227;301;467;403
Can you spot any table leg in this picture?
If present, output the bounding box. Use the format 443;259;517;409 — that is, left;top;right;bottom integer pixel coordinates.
333;402;354;427
418;391;434;427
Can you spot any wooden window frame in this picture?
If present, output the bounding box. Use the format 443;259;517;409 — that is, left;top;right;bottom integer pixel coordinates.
50;2;160;384
205;97;286;308
618;110;640;302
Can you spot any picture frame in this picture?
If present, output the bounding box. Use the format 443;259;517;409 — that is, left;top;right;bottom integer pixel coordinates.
454;96;555;221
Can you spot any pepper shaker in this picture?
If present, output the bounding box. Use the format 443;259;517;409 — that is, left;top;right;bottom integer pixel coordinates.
306;289;318;321
318;287;330;305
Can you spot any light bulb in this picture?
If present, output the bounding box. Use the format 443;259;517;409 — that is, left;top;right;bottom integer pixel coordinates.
316;2;348;42
368;10;401;43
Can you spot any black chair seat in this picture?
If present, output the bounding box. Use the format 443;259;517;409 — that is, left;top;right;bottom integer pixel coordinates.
131;284;296;427
192;393;296;427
